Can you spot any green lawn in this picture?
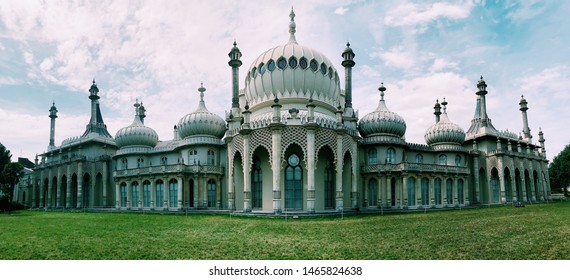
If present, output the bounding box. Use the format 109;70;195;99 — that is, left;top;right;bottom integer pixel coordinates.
1;202;569;260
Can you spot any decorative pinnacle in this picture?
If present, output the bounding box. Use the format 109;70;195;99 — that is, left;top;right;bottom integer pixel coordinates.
378;82;386;101
233;40;237;47
441;97;448;113
288;7;297;43
198;82;206;101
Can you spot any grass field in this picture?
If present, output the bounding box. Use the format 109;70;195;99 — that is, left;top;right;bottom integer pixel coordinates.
1;202;569;260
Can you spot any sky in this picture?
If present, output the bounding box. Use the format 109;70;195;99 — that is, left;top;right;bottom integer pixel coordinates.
0;0;568;163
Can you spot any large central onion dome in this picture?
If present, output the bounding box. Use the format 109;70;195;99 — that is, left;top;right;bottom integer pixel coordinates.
177;84;226;139
424;99;465;145
244;9;341;110
115;102;159;148
358;84;407;138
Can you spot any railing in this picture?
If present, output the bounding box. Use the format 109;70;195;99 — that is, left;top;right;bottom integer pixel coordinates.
114;164;224;177
361;162;469;174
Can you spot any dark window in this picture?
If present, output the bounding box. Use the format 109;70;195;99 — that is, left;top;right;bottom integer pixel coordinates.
258;63;265;75
324;159;334;209
252;158;262;209
288;56;298;68
267;59;275;72
285;154;302;210
299;57;308;69
277;57;287;69
207;180;216;207
328;67;333;78
320;63;327;75
251;67;257;78
310;59;318;72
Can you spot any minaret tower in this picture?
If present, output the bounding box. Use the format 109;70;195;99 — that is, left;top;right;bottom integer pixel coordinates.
342;42;355;109
89;79;100;126
48;102;58;150
476;76;489;125
519;95;532;143
538;128;546;157
227;40;243;131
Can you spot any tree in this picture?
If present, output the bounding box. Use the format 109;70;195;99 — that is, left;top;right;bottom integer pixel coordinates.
1;162;24;213
549;143;570;196
0;142;11;176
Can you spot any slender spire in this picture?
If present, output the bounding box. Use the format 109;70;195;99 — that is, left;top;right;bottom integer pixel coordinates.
48;102;58;148
441;97;448;114
228;41;242;109
197;82;208;111
342;41;355;109
433;99;441;122
519;94;532;142
379;82;386;101
288;7;297;44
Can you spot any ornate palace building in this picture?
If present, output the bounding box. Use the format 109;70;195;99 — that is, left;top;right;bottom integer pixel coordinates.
18;10;551;214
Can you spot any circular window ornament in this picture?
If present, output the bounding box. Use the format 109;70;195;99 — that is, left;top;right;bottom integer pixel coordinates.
289;56;298;69
310;59;318;72
320;63;327;75
288;154;300;167
277;57;287;69
259;63;266;75
299;57;308;69
267;59;276;72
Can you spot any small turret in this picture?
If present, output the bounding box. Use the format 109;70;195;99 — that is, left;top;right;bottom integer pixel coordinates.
519;95;532;143
48;102;58;149
342;42;355;109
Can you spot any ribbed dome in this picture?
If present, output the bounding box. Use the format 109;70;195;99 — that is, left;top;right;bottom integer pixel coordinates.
358;84;407;138
115;102;159;148
177;84;226;139
244;9;341;111
425;107;465;146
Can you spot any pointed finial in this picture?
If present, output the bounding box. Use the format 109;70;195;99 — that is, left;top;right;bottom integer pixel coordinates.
198;82;206;101
288;7;297;44
441;97;448;113
233;40;237;47
92;78;96;85
347;42;350;47
378;82;386;101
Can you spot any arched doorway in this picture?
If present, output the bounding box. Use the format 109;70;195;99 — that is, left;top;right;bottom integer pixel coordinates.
207;179;217;208
491;168;500;203
504;168;512;202
285;153;303;210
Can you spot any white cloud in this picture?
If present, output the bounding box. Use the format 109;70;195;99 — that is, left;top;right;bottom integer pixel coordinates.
373;46;416;70
384;2;472;28
335;7;349;15
429;58;459;73
0;76;20;85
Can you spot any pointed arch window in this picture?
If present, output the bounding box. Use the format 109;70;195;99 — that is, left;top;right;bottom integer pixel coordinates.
415;154;423;163
168;179;178;208
207;150;215;165
155;180;164;208
131;182;139;208
457;179;464;205
207;179;217;207
189;150;198;165
252;158;262;209
324;159;335;209
143;181;151;208
368;149;377;165
421;178;429;206
161;157;168;165
285;154;303;210
120;182;127;207
387;148;396;164
407;177;416;206
446;178;453;204
439;154;447;165
434;178;442;205
121;159;128;169
455;155;462;166
137;158;144;168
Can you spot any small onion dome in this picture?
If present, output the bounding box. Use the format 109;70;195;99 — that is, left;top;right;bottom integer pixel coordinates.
358;83;407;138
424;99;465;145
115;101;159;148
177;83;226;139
